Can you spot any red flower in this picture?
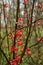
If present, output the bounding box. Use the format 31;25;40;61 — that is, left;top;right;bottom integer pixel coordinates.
14;51;17;54
18;18;22;22
10;56;20;65
16;30;22;37
14;47;18;51
4;4;8;8
17;41;22;46
37;20;40;26
9;45;15;52
16;30;19;32
19;31;22;36
19;37;22;41
41;7;43;11
41;38;43;42
27;51;31;55
9;46;18;53
38;3;41;8
17;37;22;42
23;0;27;5
26;48;30;51
10;59;17;65
16;56;20;62
37;22;40;25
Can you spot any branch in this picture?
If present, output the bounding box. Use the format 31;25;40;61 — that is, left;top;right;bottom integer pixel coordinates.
29;37;43;48
20;0;35;63
33;18;43;23
13;0;20;59
19;17;43;30
0;48;10;64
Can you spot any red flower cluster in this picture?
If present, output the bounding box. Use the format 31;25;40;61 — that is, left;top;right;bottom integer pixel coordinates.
9;45;18;53
17;37;22;46
26;48;31;55
15;56;20;62
10;56;20;65
17;41;22;46
23;0;28;5
16;30;22;37
4;3;8;8
10;59;17;65
16;30;23;46
20;48;31;56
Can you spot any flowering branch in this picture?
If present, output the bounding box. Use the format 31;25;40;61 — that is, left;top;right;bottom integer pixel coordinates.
13;0;20;59
20;0;35;63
